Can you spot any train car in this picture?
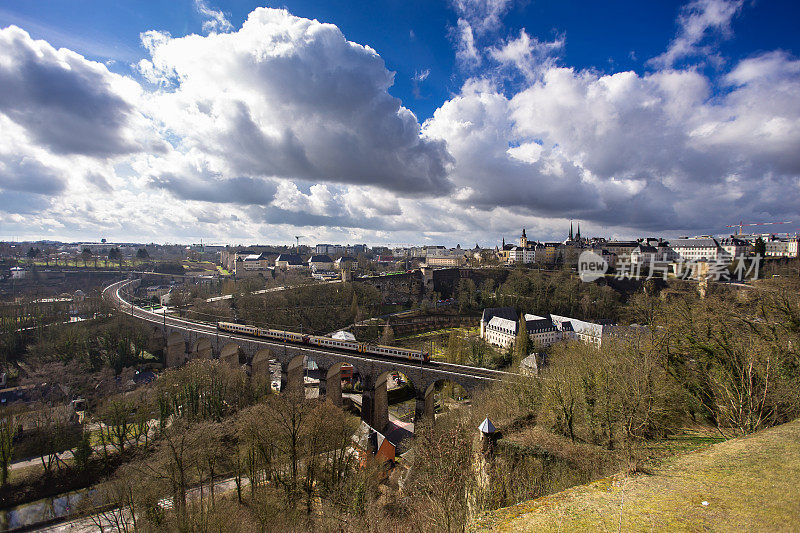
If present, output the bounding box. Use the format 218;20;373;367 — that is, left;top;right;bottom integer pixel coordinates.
307;335;363;352
364;343;430;362
217;322;259;336
217;321;429;362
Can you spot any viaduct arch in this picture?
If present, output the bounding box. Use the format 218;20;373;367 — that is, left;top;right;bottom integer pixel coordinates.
140;309;494;433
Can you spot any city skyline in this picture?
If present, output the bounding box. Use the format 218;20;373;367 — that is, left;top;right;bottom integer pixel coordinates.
1;0;799;245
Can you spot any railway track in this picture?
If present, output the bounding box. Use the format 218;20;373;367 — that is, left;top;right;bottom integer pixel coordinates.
102;279;516;384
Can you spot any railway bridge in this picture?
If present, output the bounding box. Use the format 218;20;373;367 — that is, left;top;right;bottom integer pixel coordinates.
103;279;508;433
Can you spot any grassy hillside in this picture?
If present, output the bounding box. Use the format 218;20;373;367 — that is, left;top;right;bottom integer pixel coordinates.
473;419;800;532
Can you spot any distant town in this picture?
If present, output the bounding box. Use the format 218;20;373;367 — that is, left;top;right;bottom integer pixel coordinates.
3;223;796;287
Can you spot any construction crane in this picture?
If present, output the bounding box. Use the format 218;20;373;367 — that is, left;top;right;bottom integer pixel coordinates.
726;220;793;235
294;235;304;252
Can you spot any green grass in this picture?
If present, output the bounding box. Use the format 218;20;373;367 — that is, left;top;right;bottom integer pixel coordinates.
472;419;800;532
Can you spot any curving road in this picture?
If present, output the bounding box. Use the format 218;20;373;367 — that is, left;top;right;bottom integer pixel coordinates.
102;279;515;384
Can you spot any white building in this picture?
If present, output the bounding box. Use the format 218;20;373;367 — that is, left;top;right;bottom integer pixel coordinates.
235;253;273;277
550;314;615;348
669;237;725;262
308;254;334;271
275;253;305;269
480;307;616;350
480;308;572;349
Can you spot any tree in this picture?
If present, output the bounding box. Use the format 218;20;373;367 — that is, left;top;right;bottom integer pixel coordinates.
136;248;150;260
27;247;40;262
514;314;531;366
108;247;124;270
380;322;394;345
73;430;93;472
350;292;360;322
754;237;767;259
404;418;476;532
0;414;15;485
81;247;93;267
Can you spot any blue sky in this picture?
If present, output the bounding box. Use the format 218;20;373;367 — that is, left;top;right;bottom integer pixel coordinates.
1;1;799;245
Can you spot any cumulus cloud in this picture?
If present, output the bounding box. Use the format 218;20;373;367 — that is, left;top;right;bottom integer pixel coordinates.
649;0;744;68
0;26;149;157
136;8;452;197
424;49;800;233
0;155;65;196
2;3;800;244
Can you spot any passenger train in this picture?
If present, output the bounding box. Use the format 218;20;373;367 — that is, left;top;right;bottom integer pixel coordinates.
216;321;430;363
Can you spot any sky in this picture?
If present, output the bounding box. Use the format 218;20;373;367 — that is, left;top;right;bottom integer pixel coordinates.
0;0;799;247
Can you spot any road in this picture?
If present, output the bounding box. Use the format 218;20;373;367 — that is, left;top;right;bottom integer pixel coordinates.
103;279;514;385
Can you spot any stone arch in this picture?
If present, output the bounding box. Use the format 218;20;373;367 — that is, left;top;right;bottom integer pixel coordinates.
282;354;306;394
191;337;212;360
323;362;346;407
418;378;470;423
251;348;273;376
219;342;242;368
165;331;186;368
149;326;165;353
364;369;418;433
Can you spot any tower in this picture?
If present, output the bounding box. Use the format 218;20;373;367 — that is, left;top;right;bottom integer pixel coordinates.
576;223;581;241
569;222;574;241
521;228;528;249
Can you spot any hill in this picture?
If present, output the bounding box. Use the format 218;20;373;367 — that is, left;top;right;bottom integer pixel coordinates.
473;419;800;532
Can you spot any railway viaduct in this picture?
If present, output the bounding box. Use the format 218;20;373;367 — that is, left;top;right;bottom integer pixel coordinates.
107;280;501;434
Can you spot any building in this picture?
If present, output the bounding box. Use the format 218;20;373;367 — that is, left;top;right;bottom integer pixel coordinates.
602;241;640;262
424;253;466;267
718;237;750;260
308;254;334;271
481;307;616;350
480;307;520;347
480;307;571;349
550;314;615;348
144;285;171;301
669;237;725;262
790;238;800;257
235;253;273;277
275;253;305;269
335;256;356;270
221;249;272;272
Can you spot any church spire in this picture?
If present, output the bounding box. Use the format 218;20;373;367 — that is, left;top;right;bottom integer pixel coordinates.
569;221;574;241
576;222;581;240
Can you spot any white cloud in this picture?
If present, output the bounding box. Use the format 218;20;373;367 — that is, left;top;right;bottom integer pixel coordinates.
451;0;514;35
413;68;431;82
649;0;744;68
0;25;153;157
454;18;481;69
193;0;233;34
488;29;565;80
424;51;800;233
2;5;800;245
137;8;452;197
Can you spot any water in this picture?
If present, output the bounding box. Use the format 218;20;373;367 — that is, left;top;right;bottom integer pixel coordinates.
0;487;101;531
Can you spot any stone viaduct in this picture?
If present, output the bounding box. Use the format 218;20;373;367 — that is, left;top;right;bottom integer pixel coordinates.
146;319;491;433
